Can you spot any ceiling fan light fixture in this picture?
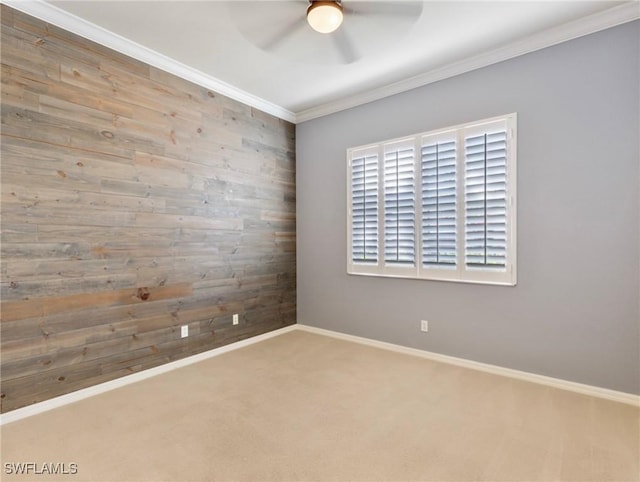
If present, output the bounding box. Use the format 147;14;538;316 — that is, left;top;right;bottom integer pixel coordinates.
307;1;344;34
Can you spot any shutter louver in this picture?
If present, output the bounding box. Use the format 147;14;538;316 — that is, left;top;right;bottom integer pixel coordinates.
421;138;457;267
384;144;415;265
351;152;379;264
348;114;515;285
464;130;508;269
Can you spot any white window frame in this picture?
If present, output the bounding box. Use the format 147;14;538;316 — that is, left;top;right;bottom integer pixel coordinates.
347;113;517;286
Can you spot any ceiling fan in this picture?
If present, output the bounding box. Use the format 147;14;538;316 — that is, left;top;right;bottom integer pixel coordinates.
229;1;424;65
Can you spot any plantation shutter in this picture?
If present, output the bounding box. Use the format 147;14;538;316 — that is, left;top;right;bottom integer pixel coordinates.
350;149;379;264
421;135;457;267
464;123;508;269
347;113;515;285
384;141;415;265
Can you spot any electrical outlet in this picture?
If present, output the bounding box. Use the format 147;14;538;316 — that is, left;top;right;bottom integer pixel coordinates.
233;313;239;325
420;320;429;332
181;325;188;338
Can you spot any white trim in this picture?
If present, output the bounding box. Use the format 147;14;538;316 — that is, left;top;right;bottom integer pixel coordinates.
1;323;637;424
296;325;640;407
0;0;296;123
0;325;297;426
2;0;638;124
347;113;517;286
296;2;640;123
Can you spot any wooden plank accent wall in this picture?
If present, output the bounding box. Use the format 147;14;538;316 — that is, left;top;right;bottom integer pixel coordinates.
0;5;296;412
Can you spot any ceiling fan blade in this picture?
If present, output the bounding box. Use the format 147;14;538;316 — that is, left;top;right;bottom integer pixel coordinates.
332;28;360;64
344;2;423;18
260;14;307;52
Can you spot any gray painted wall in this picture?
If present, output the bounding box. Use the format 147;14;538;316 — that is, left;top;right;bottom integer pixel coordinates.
296;21;640;395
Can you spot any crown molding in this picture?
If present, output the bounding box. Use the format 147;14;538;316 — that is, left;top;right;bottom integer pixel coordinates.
1;0;297;123
296;2;640;123
2;0;638;125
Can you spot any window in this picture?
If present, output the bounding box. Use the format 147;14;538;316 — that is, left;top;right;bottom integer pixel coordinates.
347;114;517;285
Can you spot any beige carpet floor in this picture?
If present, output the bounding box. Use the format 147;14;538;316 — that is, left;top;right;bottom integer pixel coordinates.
1;329;638;481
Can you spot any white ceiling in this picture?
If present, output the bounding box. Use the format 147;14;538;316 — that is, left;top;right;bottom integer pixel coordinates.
9;1;640;122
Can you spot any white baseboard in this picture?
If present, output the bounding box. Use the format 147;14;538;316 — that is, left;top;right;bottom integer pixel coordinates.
0;325;297;425
296;324;640;407
2;322;637;425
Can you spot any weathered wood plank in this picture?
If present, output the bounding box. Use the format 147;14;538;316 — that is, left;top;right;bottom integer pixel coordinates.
2;104;160;157
0;80;40;110
0;301;174;344
1;3;15;26
8;7;150;76
0;5;296;413
0;283;193;322
0;273;137;301
0;29;61;81
0;318;292;412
